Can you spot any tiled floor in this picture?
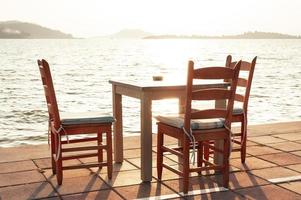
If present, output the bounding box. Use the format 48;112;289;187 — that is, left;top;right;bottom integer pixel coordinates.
1;121;301;199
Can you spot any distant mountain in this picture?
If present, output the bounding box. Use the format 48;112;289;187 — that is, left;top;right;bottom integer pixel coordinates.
106;29;152;39
0;21;73;39
144;31;301;39
221;31;301;39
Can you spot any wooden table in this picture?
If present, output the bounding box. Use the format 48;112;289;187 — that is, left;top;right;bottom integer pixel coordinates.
109;79;229;182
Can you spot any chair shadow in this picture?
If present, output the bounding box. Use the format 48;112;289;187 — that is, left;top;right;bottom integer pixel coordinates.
30;180;58;199
42;162;114;199
136;181;153;199
226;162;269;200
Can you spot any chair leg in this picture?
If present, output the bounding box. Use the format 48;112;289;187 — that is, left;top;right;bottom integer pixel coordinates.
197;141;203;169
241;116;247;163
97;131;103;170
157;126;163;180
203;141;210;162
106;129;113;179
182;138;190;194
55;134;63;185
222;138;230;188
50;131;56;174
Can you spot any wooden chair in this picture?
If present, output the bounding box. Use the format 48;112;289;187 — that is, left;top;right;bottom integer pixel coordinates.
37;59;114;185
204;56;257;163
227;55;257;163
156;60;241;193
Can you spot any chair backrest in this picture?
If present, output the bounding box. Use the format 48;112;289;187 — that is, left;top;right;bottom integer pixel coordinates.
184;60;241;130
37;59;61;129
225;55;257;113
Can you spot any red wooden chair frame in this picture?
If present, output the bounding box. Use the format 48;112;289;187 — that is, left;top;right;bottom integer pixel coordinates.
204;56;256;163
37;59;113;185
156;60;241;193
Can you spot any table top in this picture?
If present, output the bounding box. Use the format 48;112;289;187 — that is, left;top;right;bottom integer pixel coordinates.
109;79;229;91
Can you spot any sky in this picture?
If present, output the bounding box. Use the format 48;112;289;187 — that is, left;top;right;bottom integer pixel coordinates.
1;0;301;38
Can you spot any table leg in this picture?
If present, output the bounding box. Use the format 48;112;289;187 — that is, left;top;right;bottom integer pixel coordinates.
214;99;226;167
179;96;186;114
140;93;152;181
112;85;123;163
178;96;186;169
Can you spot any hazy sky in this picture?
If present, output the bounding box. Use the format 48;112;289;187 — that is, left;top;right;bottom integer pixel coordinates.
1;0;301;37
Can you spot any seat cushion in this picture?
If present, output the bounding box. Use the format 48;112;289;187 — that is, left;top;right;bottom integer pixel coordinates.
61;112;115;126
155;115;224;130
233;107;244;115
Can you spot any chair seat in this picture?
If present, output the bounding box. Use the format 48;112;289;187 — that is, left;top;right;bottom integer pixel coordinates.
233;107;244;115
155;115;224;130
61;112;115;126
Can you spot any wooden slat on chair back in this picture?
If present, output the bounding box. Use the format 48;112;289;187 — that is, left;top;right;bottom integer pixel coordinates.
225;55;257;112
184;61;241;129
37;59;61;128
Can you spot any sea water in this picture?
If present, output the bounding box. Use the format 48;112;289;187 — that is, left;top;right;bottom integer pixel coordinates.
1;38;301;147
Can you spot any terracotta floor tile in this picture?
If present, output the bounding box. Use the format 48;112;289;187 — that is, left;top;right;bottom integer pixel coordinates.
0;182;58;200
80;158;138;173
267;141;301;152
0;170;45;187
98;169;154;187
249;166;300;180
161;135;180;145
152;162;240;183
248;121;301;136
258;152;301;166
49;174;109;195
216;171;269;190
152;166;181;181
274;132;301;141
236;184;301;200
0;160;37;173
115;181;178;199
0;145;50;163
279;181;301;195
248;136;286;145
161;175;246;199
33;158;53;169
34;158;81;170
123;148;141;158
44;168;93;180
126;152;157;168
162;175;221;194
246;140;260;147
198;165;241;175
127;153;178;168
204;150;250;161
291;151;301;157
286;164;301;173
185;190;246;200
231;157;277;171
163;152;182;162
246;145;282;156
229;151;250;159
123;136;141;150
61;189;123;200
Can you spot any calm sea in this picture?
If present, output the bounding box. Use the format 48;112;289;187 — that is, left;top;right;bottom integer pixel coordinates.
1;39;301;147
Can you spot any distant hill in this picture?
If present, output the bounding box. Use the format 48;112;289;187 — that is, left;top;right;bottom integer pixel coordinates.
106;29;152;39
145;31;301;39
0;21;73;39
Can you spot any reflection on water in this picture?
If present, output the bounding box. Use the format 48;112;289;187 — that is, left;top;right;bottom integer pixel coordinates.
1;39;301;147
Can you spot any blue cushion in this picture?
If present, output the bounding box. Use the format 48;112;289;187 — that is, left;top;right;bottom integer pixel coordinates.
233;107;244;115
61;112;115;125
155;115;224;130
